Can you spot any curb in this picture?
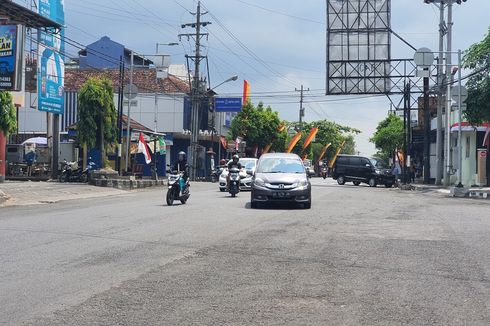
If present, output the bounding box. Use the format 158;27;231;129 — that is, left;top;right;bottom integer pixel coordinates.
0;190;9;205
91;178;167;190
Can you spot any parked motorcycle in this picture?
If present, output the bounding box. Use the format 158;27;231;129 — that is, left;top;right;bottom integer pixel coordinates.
210;167;224;183
228;167;242;197
59;158;96;183
59;159;82;182
166;170;190;205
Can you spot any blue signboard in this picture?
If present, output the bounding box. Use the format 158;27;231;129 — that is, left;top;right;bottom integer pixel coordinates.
215;97;242;112
38;0;65;115
0;25;18;90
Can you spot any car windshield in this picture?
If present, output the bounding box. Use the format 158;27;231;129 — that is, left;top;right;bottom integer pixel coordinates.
227;159;256;170
240;159;256;170
370;158;386;168
256;158;306;173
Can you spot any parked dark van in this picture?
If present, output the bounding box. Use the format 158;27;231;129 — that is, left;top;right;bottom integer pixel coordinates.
331;155;395;188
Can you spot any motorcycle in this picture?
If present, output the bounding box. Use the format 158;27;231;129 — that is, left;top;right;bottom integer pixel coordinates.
59;158;96;183
210;166;224;183
321;165;328;179
166;170;190;205
59;159;82;182
228;167;242;197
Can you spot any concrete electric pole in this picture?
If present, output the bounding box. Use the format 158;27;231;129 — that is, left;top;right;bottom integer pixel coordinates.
295;85;309;125
179;1;211;180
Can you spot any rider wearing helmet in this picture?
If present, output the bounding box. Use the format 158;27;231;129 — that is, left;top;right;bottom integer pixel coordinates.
226;154;243;190
173;151;189;195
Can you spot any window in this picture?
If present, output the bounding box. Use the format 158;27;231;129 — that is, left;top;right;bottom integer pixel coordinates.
466;136;470;158
350;157;362;166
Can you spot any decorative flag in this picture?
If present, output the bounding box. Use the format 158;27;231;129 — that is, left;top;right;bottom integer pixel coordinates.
278;124;286;132
303;127;319;149
302;154;308;161
263;143;272;154
316;143;332;164
286;132;302;153
138;133;152;164
242;80;250;104
220;136;228;149
328;140;345;168
158;137;166;154
483;127;490;147
235;137;243;151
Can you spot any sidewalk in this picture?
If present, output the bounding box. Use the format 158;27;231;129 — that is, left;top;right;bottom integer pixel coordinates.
0;180;129;207
411;183;490;199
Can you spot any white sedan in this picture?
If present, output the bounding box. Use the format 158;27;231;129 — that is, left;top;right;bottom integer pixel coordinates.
219;158;258;192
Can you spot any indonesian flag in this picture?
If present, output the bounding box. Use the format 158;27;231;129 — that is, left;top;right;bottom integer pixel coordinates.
243;80;250;104
138;133;152;164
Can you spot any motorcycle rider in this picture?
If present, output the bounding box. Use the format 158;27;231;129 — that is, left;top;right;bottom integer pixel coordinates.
226;154;242;190
172;151;188;195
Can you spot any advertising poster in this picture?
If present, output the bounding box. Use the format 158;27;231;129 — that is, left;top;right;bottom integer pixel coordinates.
0;25;18;91
38;0;65;114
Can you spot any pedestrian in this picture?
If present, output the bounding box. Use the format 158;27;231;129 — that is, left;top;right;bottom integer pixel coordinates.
410;161;416;183
392;161;401;185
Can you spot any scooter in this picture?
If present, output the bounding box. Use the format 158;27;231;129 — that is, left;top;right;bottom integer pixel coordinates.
80;159;97;183
228;167;242;197
166;170;190;205
321;165;328;179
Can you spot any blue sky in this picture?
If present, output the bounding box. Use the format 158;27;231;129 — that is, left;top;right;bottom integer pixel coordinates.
33;0;490;154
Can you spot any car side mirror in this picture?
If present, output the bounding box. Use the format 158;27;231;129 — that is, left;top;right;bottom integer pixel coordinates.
365;163;370;167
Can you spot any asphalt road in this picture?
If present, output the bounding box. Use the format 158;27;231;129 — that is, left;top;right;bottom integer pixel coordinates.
1;179;489;325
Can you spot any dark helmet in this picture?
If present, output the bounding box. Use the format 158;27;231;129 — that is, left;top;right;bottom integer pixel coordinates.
178;151;186;161
232;154;239;162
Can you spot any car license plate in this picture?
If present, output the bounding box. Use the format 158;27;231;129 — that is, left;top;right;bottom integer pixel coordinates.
273;191;289;198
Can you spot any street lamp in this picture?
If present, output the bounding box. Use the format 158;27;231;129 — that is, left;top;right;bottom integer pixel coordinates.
207;75;238;163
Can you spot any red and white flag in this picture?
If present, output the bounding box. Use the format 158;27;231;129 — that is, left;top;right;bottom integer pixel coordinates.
138;133;152;164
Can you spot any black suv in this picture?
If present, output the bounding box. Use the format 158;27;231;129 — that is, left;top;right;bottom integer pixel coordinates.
331;155;395;188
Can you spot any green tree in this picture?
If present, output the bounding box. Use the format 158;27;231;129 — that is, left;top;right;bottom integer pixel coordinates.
369;114;404;161
463;27;490;124
77;77;117;166
0;91;17;136
230;101;283;151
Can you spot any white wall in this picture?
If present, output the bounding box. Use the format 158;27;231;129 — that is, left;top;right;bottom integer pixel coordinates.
17;92;184;134
122;93;184;133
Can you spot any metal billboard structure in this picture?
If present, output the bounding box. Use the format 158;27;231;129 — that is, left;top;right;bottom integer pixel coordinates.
326;0;392;95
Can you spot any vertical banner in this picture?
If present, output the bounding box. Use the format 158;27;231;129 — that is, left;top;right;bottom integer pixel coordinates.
242;80;250;104
303;127;319;149
286;132;302;153
0;25;18;91
38;0;65;114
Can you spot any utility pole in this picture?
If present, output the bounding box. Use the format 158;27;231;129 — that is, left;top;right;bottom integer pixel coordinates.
435;2;445;185
124;51;134;173
179;1;210;180
444;0;453;187
295;85;309;124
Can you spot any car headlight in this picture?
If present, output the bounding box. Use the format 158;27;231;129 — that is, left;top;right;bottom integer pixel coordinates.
375;169;381;174
298;180;309;187
254;178;265;187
